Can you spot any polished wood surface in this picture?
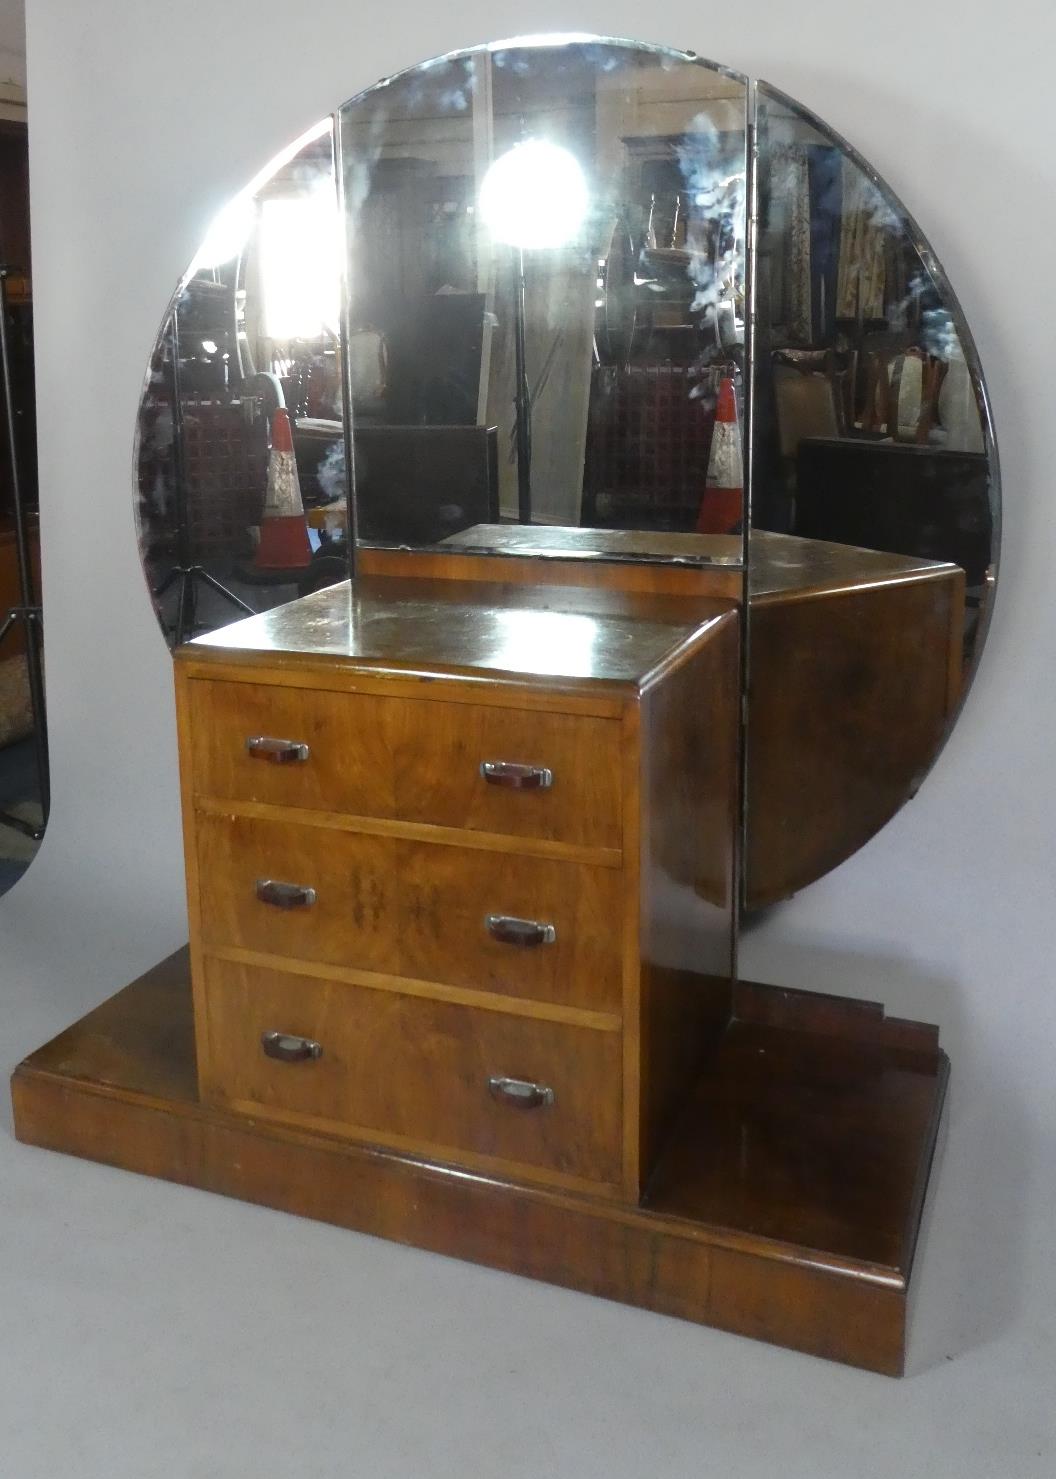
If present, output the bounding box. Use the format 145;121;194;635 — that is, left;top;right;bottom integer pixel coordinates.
11;950;948;1375
177;577;739;1202
187;674;625;850
200;956;623;1192
748;527;963;599
347;536;967;905
746;561;964;905
437;523;744;565
185;575;734;687
358;545;745;597
197;811;624;1012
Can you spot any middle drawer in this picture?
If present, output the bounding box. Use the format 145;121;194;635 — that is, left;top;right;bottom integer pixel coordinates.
196;810;624;1013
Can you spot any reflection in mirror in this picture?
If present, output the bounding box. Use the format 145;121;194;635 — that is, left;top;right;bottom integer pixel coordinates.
335;38;748;571
136;119;345;646
746;84;1000;908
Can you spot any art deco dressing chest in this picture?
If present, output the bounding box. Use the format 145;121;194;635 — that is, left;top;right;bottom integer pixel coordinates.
175;575;738;1200
12;31;1000;1378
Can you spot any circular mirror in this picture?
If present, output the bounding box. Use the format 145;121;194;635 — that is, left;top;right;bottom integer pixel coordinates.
134;35;998;902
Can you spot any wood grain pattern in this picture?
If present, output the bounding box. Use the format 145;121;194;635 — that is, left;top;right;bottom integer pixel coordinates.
199;956;624;1191
187;675;624;851
746;566;965;906
194;796;622;868
390;696;623;850
196;810;624;1012
357;544;744;598
10;951;950;1376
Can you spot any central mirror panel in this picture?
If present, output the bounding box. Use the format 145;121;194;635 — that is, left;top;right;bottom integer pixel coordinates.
335;38;748;570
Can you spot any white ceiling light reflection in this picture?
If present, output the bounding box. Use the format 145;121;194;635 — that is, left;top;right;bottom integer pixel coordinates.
492;609;598;676
188;116;333;275
260;190;341;339
478;139;588;249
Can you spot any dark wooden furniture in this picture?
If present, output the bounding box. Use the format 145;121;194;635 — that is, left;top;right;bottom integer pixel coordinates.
362;526;966;906
11;560;950;1374
12;948;946;1376
175;578;739;1201
292;423;499;543
795;437;992;588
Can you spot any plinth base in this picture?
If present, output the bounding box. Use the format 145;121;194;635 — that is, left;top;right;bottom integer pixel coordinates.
10;951;947;1375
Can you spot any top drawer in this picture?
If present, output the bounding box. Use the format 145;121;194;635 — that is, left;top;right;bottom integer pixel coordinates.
183;677;623;851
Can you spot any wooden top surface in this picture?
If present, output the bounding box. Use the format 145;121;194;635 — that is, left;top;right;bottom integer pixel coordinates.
439;522;958;597
183;576;733;688
748;529;961;600
438;523;746;567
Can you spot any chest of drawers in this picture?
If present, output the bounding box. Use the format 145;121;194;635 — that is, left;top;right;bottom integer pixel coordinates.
174;576;739;1201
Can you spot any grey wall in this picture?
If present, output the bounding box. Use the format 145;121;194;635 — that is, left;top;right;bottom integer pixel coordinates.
6;0;1054;1393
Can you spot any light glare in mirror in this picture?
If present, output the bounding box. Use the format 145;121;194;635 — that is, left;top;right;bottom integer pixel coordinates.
478;140;589;249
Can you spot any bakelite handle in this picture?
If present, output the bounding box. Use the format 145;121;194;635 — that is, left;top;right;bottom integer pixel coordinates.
246;736;310;764
488;1075;555;1110
485;914;557;948
261;1031;323;1063
479;761;553;791
255;879;317;910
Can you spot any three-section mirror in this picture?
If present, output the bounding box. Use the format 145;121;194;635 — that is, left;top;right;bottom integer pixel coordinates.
135;34;999;905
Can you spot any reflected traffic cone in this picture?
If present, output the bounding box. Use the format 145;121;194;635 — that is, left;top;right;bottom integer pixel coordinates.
253;408;312;574
697;377;743;534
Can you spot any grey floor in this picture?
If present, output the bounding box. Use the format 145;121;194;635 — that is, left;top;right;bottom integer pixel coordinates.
1;919;1053;1478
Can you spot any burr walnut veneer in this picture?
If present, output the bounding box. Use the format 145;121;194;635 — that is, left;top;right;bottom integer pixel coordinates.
11;568;949;1375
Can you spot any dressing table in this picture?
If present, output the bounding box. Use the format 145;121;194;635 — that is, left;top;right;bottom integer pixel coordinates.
13;541;950;1375
11;33;1000;1377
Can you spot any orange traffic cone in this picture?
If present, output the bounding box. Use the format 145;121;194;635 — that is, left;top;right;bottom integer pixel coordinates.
253;408;312;574
697;377;743;534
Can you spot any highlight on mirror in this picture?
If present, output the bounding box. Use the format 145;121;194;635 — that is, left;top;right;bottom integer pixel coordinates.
135;117;343;648
134;34;752;651
337;38;749;561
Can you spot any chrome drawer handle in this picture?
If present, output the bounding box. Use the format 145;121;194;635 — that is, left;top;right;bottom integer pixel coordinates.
256;879;317;910
261;1031;323;1063
488;1075;555;1110
246;736;310;764
485;914;556;948
479;761;553;791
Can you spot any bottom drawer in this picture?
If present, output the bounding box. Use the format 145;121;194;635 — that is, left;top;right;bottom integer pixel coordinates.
200;957;623;1190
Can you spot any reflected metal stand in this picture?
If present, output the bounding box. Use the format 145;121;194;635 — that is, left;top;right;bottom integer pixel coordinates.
0;265;48;841
512;245;533;523
152;307;254;646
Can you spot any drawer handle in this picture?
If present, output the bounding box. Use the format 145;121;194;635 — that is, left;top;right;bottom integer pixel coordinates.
479;760;553;791
246;736;310;764
488;1075;555;1110
261;1031;323;1063
485;914;556;948
256;879;317;910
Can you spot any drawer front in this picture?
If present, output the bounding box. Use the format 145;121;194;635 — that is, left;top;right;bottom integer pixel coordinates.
186;678;395;817
201;958;623;1187
197;813;400;975
390;698;622;850
184;677;622;850
196;811;623;1012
